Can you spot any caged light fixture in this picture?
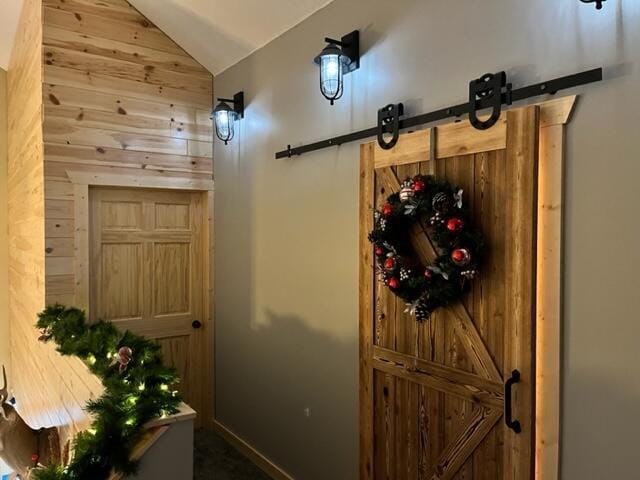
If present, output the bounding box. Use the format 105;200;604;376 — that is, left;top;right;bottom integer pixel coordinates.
213;91;244;145
313;30;360;105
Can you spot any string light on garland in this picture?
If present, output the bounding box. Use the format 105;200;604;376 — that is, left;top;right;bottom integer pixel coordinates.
32;305;182;480
369;175;484;321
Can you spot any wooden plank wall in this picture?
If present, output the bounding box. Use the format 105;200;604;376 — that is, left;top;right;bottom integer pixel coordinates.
7;0;213;437
42;0;214;309
7;0;54;431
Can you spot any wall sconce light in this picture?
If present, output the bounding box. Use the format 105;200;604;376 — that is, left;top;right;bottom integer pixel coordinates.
580;0;605;9
313;30;360;105
213;91;244;145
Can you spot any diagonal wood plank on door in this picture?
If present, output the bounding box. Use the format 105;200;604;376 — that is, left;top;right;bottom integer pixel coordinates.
376;167;502;382
428;407;502;480
372;346;504;410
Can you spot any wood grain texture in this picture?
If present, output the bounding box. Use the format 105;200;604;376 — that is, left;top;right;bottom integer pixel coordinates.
8;0;214;442
8;0;105;443
536;104;572;479
90;188;212;427
503;107;539;480
41;0;214;429
359;143;375;480
361;107;539;479
374;118;507;169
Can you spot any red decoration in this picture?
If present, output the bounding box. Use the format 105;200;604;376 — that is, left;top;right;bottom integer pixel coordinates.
424;268;432;279
32;453;39;463
413;179;425;192
388;278;399;289
383;258;396;270
451;248;471;266
382;203;393;216
375;247;384;256
446;218;464;233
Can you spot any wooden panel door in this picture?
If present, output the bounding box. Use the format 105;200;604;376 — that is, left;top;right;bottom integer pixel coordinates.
360;107;539;480
90;187;211;426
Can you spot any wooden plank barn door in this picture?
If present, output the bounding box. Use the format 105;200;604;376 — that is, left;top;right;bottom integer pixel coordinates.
89;187;211;425
360;106;539;480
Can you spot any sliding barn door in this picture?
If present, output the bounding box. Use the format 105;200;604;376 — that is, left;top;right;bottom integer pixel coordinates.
360;107;539;480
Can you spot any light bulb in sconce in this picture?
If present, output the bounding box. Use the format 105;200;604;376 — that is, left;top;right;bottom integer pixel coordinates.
213;92;244;145
314;31;360;105
317;46;346;105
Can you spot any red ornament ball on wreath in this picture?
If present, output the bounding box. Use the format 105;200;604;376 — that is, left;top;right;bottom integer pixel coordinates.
447;218;464;233
387;278;399;289
383;257;396;270
424;268;432;279
382;203;393;216
413;178;426;192
375;247;384;256
31;454;39;463
451;248;471;266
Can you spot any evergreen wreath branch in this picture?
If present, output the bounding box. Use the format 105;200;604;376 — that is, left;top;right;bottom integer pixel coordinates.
368;174;484;321
33;305;182;480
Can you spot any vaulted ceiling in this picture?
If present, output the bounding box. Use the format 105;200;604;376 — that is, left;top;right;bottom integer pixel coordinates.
130;0;334;74
0;0;334;73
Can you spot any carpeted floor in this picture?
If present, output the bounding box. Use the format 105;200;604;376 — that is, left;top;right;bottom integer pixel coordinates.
194;429;271;480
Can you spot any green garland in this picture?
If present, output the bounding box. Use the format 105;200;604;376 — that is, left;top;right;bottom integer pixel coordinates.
368;174;484;321
33;305;181;480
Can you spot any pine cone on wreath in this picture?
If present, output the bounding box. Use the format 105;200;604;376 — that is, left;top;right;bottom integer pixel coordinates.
432;192;452;213
414;301;431;321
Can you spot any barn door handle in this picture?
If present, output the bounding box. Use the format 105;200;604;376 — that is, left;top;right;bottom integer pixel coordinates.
192;320;202;329
505;369;522;434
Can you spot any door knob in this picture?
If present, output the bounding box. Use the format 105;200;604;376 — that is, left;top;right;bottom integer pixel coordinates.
192;320;202;329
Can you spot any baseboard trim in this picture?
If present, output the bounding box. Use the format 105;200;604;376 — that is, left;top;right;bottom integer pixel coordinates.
211;420;295;480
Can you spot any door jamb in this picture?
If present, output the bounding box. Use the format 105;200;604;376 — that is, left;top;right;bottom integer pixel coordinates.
67;171;215;428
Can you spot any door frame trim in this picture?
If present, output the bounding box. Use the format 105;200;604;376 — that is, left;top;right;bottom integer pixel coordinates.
66;171;215;428
359;95;575;480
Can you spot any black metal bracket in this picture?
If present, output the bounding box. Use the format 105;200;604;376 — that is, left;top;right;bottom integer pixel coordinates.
580;0;606;9
468;72;512;130
377;103;404;150
217;91;245;119
505;369;522;434
324;30;360;73
275;67;603;159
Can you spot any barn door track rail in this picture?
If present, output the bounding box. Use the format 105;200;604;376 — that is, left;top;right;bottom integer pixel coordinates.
275;68;602;159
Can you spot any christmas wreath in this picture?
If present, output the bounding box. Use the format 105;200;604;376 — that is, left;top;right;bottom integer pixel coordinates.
368;174;484;321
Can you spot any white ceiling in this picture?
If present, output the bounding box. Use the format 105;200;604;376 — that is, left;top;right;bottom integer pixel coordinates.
130;0;335;75
0;0;23;70
0;0;333;74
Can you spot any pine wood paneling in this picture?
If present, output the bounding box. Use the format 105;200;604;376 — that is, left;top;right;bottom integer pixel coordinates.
42;0;213;425
43;6;185;55
44;46;212;93
8;0;104;443
8;0;214;439
90;188;212;425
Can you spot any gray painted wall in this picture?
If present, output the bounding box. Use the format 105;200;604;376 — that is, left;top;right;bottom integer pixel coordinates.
214;1;640;478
